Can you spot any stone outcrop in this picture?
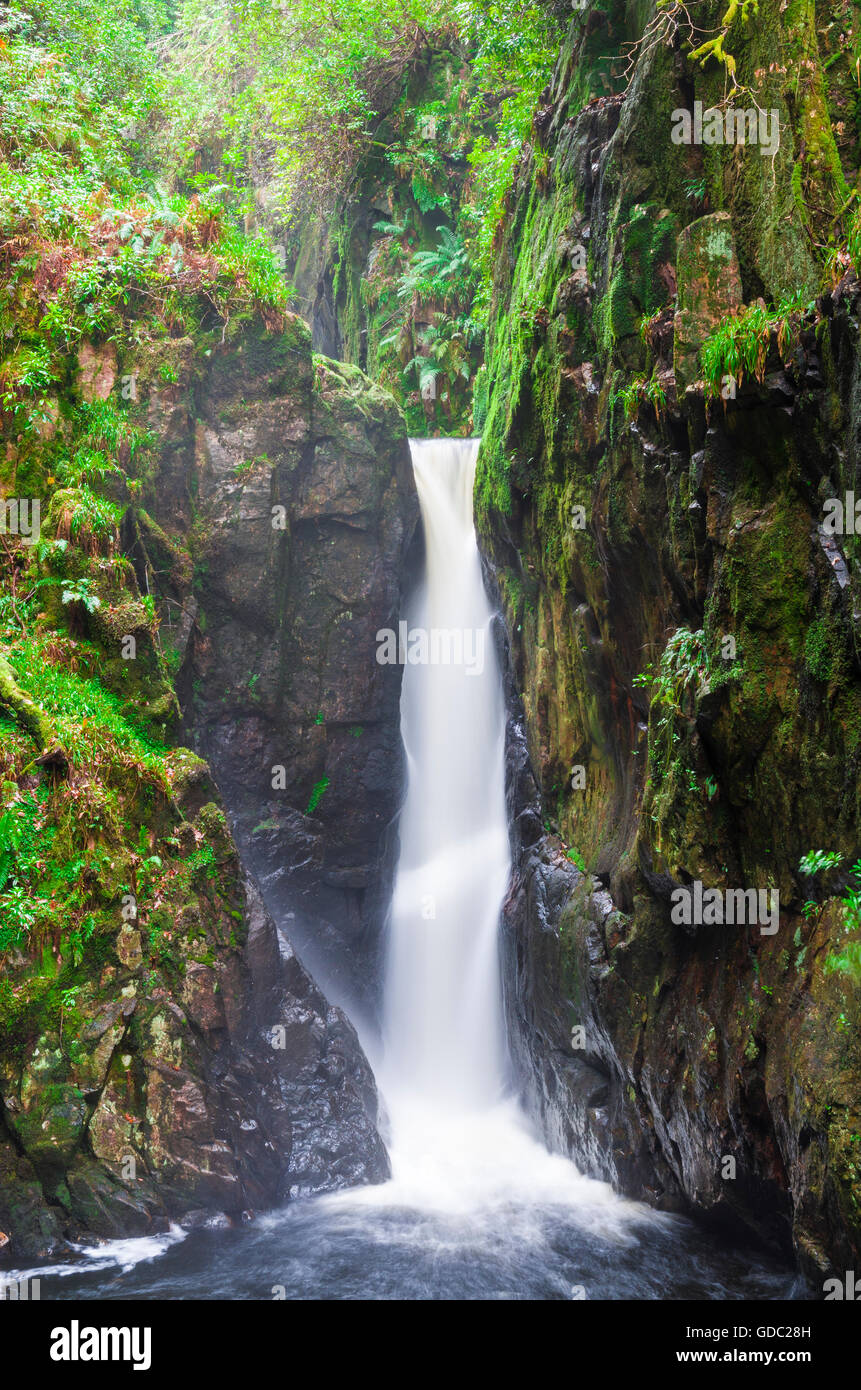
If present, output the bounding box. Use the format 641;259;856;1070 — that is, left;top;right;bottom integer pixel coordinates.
178;345;419;1026
0;808;390;1262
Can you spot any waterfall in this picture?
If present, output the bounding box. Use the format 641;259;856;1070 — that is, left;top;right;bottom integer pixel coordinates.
381;438;511;1117
350;438;662;1242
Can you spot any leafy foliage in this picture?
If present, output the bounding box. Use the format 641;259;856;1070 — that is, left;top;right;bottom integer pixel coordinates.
634;628;710;714
156;0;457;219
700;297;813;398
798;852;861;982
456;0;564;316
154;0;561;240
800;850;844;878
306;776;330;815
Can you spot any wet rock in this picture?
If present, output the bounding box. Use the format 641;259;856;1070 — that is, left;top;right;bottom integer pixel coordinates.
0;1143;65;1261
673;213;743;393
174;330;419;1021
77;340;118;402
116;925;143;971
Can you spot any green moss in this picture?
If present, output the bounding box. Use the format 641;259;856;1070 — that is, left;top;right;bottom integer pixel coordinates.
805;615;833;683
594;205;677;359
0;653;52;748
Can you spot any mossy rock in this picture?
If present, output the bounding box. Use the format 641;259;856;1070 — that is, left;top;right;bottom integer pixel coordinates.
0;653;52;748
673;212;743;393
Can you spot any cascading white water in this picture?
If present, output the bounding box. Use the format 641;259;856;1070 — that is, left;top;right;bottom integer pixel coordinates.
381;438;510;1115
368;437;630;1218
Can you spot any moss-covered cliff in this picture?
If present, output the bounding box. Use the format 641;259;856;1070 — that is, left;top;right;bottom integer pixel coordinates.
478;0;861;1276
0;14;419;1258
0;306;412;1260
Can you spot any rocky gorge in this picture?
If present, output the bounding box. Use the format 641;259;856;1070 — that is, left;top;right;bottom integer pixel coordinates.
0;0;860;1298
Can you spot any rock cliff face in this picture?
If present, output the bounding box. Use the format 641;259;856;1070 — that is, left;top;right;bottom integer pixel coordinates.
0;316;409;1262
180;339;418;1026
479;0;861;1276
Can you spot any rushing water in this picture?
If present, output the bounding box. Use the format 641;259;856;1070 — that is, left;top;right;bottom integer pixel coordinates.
380;437;510;1119
15;439;804;1301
